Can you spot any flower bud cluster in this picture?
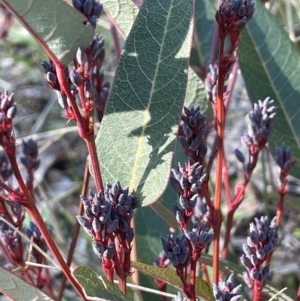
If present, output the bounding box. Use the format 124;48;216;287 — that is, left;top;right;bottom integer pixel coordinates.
215;0;255;36
21;139;40;172
275;143;295;175
240;216;277;289
42;35;108;123
160;234;190;268
25;221;50;255
72;0;103;28
179;106;207;162
234;97;277;174
184;222;213;256
76;182;134;260
0;90;17;146
0;226;19;256
213;274;242;301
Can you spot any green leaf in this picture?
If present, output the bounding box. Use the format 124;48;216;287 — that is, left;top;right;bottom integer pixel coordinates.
131;261;214;301
96;0;194;207
73;266;131;301
239;0;300;178
192;0;218;69
0;266;54;301
0;0;93;66
102;0;139;38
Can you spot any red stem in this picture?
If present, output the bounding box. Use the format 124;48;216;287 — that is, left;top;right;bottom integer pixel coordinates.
57;161;90;301
7;150;87;301
55;64;104;192
213;36;226;282
297;285;300;301
276;173;287;228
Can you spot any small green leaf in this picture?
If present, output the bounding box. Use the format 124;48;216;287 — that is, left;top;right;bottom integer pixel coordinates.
1;0;93;66
0;266;54;301
73;266;131;301
96;0;194;207
131;261;214;301
239;0;300;178
102;0;139;38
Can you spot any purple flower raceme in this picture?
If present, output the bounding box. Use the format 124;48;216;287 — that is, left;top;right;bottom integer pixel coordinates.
76;182;134;262
240;216;277;293
213;274;242;301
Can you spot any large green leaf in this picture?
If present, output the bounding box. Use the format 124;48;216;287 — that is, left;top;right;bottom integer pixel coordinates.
96;0;194;207
239;0;300;178
191;0;218;69
73;266;131;301
0;0;93;66
102;0;139;38
131;261;214;301
0;266;53;301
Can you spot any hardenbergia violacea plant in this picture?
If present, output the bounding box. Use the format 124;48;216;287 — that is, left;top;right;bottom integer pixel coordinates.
0;0;299;300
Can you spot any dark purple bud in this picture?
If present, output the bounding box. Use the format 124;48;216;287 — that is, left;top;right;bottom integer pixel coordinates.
243;242;253;256
246;236;255;248
91;204;100;215
87;16;97;28
178;247;189;265
189;116;197;128
249;254;258;266
170;177;183;194
231;284;242;295
92;3;103;18
250;232;259;244
183;124;193;139
76;215;91;230
258;230;266;243
249;268;259;280
85;207;93;218
46;72;57;84
30;222;41;240
126;228;134;243
25;228;33;238
41;60;52;74
240;254;253;269
119;219;129;233
83;0;93;15
243;271;252;288
168;252;179;266
179;136;189;150
183;106;190;116
234;148;245;163
106;219;118;233
76;47;87;65
92;241;104;258
7;104;17;120
267;229;276;242
179;196;189;209
256;247;265;260
70;69;83;87
85;79;95;99
99;213;109;224
213;283;223;300
261;263;270;279
190;137;199;152
92;218;101;233
72;0;83;10
184;229;197;243
180;176;189;190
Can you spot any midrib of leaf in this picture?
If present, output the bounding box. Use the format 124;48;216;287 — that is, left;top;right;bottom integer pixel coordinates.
129;3;175;192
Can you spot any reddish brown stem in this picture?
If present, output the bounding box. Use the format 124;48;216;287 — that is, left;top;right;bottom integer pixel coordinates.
213;38;226;282
55;64;104;193
297;285;300;301
57;160;90;301
7;150;87;301
276;175;287;228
